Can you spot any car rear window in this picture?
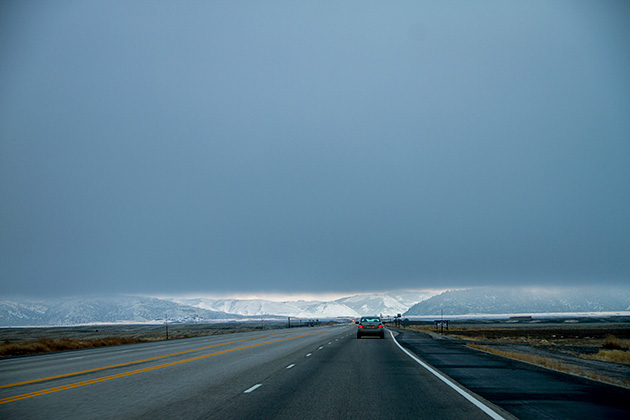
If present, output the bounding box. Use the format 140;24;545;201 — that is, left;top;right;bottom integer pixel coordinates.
361;318;380;322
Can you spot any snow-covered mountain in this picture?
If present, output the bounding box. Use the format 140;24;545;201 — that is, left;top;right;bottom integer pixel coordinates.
172;297;354;318
174;290;437;318
0;296;234;326
175;298;314;317
0;290;436;326
336;291;436;317
4;287;628;325
404;286;630;316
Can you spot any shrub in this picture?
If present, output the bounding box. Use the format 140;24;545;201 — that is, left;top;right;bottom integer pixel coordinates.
0;337;147;357
591;349;630;365
602;335;623;350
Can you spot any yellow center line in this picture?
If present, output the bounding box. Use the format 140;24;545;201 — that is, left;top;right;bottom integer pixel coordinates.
0;330;326;405
0;330;293;390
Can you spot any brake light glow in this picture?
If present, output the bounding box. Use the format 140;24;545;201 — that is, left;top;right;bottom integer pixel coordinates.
378;324;383;328
358;324;363;328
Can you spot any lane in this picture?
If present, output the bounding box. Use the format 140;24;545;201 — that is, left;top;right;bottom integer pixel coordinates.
159;329;502;420
0;329;295;388
393;328;630;420
0;327;338;419
1;333;320;404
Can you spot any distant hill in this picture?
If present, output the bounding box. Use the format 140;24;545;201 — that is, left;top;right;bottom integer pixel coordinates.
404;287;630;316
4;287;628;326
0;296;235;326
335;291;436;317
174;290;437;319
0;290;437;326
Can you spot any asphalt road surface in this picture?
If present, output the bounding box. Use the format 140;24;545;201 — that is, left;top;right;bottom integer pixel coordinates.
1;325;628;419
393;327;630;420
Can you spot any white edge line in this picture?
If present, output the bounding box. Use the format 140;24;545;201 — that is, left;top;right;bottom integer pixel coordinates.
243;384;262;394
388;330;506;420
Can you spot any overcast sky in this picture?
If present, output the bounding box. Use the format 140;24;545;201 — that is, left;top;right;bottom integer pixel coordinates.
1;1;629;299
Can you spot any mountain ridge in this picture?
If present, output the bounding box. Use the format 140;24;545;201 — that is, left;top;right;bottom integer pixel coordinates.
404;287;630;316
0;295;235;327
0;290;436;326
172;290;437;319
3;287;628;326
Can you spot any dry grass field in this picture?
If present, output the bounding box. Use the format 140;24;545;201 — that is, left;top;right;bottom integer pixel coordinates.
0;322;287;357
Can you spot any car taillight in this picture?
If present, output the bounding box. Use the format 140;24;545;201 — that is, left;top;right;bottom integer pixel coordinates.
358;324;363;328
378;324;383;328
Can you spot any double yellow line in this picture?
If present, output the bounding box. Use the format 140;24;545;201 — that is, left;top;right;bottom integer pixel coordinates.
1;330;326;405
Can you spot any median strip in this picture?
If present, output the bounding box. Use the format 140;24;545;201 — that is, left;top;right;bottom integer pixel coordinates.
0;331;326;404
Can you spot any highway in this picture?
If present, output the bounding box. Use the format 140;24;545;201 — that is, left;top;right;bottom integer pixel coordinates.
1;325;501;419
1;325;628;419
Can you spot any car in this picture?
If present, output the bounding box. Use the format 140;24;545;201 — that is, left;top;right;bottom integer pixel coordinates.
356;316;385;339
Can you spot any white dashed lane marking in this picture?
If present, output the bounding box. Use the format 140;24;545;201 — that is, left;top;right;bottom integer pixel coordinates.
286;364;295;369
243;384;262;394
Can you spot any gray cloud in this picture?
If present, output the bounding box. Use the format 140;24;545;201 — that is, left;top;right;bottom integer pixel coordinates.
1;1;629;297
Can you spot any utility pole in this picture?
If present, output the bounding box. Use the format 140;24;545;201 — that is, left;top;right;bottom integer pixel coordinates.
165;314;169;340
